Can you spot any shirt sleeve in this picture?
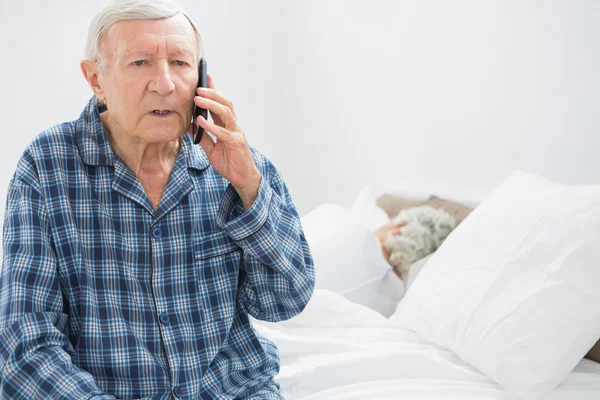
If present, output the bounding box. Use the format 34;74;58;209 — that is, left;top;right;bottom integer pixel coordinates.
0;178;116;400
216;155;316;322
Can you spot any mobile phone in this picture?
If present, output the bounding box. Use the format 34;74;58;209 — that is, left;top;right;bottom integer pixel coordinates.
193;58;208;144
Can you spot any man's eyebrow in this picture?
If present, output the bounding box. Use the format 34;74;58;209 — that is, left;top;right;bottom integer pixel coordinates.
122;48;194;59
170;49;195;60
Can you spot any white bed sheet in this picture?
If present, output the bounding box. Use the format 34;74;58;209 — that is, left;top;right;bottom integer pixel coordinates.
251;290;600;400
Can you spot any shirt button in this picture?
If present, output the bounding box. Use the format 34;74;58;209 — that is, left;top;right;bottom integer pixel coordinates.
151;226;162;239
159;312;170;325
173;385;183;398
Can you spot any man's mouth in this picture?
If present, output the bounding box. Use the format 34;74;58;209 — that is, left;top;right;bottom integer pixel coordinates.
152;110;172;115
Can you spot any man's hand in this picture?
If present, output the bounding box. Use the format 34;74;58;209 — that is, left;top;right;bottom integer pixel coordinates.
188;74;261;211
374;222;407;262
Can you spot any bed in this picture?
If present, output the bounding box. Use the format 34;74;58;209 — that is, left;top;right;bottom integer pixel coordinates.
252;291;600;399
251;170;600;400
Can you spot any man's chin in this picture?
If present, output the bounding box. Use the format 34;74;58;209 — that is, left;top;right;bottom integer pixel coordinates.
143;127;186;143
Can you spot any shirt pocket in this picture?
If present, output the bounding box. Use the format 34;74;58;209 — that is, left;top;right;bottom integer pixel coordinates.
194;231;242;328
195;230;241;260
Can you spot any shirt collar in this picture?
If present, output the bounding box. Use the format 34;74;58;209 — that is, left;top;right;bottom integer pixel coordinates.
75;95;211;171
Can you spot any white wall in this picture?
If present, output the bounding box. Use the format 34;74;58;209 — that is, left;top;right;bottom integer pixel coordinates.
1;1;599;224
281;0;600;215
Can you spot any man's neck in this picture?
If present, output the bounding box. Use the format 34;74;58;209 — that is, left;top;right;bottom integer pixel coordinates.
100;112;181;177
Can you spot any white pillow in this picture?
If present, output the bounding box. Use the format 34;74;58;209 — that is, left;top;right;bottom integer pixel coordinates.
389;170;600;400
404;253;434;291
301;187;404;316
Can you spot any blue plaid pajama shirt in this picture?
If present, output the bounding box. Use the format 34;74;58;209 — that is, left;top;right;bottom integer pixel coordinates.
0;96;315;399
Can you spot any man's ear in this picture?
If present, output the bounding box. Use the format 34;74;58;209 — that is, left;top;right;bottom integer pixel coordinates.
80;60;106;103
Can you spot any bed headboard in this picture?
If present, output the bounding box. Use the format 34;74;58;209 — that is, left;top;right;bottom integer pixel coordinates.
375;193;475;224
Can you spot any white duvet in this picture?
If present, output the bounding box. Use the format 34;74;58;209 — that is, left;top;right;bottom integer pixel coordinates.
251;289;600;399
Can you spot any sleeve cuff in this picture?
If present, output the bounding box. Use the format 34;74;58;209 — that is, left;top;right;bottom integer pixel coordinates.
216;176;273;241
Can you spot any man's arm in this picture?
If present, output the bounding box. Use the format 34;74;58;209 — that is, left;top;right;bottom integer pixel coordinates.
0;177;115;399
216;155;315;323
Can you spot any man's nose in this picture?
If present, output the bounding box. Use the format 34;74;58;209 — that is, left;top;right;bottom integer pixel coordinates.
149;61;176;95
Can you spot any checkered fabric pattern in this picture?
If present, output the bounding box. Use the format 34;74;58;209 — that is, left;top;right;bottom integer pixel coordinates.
0;96;315;399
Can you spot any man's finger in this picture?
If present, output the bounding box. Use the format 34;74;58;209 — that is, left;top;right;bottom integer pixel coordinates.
205;74;236;115
196;86;236;118
196;114;233;144
194;95;236;131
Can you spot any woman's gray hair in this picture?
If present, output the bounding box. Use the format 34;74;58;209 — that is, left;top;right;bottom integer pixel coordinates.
84;0;204;74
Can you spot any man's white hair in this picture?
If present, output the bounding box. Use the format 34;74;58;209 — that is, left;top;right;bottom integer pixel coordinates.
84;0;204;73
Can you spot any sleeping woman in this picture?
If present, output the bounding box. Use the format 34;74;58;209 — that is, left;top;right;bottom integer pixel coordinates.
372;220;600;364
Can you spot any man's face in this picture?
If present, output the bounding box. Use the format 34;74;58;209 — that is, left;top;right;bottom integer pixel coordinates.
98;14;198;143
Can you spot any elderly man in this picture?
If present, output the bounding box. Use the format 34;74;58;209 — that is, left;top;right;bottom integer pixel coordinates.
0;1;315;399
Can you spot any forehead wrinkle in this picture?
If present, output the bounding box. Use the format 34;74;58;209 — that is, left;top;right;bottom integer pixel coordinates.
101;14;199;64
164;35;195;59
119;35;194;61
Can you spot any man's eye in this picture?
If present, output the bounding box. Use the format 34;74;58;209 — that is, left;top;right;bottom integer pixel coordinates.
174;60;186;66
132;60;146;66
